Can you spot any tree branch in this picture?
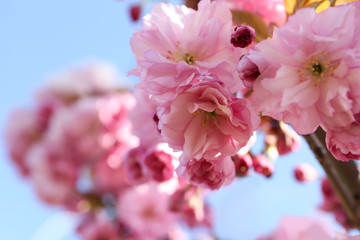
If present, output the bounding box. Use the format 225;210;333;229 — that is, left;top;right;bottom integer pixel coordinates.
304;128;360;229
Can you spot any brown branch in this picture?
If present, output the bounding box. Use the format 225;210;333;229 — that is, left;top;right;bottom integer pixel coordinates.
304;128;360;229
185;0;200;10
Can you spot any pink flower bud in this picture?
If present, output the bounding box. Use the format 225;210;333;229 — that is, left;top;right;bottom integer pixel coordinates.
129;5;141;22
252;154;273;177
293;163;317;183
237;54;260;88
232;154;253;176
231;25;255;48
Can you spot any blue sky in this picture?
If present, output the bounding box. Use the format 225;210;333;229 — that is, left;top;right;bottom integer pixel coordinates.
0;1;335;239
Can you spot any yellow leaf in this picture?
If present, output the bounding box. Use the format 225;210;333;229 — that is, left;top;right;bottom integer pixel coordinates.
315;0;331;12
231;10;270;41
284;0;297;15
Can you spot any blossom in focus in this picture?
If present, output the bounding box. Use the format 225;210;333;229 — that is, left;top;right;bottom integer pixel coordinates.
326;122;360;162
217;0;286;26
245;3;360;135
156;80;259;160
130;0;245;101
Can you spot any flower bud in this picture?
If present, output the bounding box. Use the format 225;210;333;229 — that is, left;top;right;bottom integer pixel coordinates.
252;154;273;177
231;25;255;48
129;5;141;22
293;163;317;183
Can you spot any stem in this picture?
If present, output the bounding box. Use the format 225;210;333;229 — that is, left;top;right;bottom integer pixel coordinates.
303;128;360;229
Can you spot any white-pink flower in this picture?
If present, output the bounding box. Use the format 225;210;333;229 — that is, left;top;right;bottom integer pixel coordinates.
156;80;259;160
130;0;245;101
245;3;360;135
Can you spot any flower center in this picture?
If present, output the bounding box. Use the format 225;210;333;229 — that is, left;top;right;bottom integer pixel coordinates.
182;53;196;65
299;52;337;86
166;41;197;65
193;109;218;127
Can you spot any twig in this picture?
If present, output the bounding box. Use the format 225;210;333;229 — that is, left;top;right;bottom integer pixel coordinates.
304;128;360;229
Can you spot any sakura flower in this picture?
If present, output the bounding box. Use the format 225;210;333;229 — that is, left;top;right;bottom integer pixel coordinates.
257;216;333;240
142;143;178;182
128;89;162;148
156;80;259;160
326;124;360;161
77;212;125;240
45;93;137;164
123;146;150;185
130;0;245;101
37;62;121;106
92;146;131;194
26;143;80;208
247;3;360;135
117;184;176;239
4;108;45;176
176;154;235;190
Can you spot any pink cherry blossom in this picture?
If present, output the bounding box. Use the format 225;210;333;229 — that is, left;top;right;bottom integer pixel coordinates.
142;143;178;182
26;143;80;208
326;124;360;161
128;89;162;148
156;80;260;160
123;146;150;185
246;3;360;135
117;184;176;239
77;212;125;240
257;216;333;240
176;154;235;190
217;0;286;26
4;108;45;176
37;62;122;106
45;93;137;164
92;146;131;194
130;0;245;101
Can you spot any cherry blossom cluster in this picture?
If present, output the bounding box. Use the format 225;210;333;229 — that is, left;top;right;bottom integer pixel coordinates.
128;0;301;190
239;1;360;161
5;63;213;240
